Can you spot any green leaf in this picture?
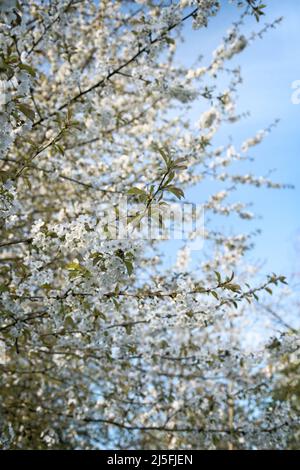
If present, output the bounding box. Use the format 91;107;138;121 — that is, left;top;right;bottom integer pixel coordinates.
173;157;188;170
54;143;65;155
211;291;219;300
112;297;120;311
19;63;36;77
128;213;144;228
124;259;133;276
185;310;193;318
94;309;107;321
127;187;147;196
279;276;288;285
164;185;185;199
64;316;75;328
65;261;81;271
165;37;175;45
214;271;221;284
165;171;175;185
226;283;241;293
41;283;52;291
225;272;235;283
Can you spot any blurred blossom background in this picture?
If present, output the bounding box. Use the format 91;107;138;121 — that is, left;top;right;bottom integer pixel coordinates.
162;0;300;280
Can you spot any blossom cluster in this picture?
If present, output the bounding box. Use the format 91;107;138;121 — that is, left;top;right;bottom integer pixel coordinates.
0;0;297;451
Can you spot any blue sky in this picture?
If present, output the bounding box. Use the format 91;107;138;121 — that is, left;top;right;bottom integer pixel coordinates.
168;0;300;278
